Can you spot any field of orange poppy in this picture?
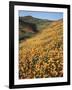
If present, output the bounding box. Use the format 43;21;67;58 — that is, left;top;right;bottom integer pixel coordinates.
19;20;63;79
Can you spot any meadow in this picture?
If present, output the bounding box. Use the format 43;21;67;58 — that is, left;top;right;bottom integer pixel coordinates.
19;18;63;79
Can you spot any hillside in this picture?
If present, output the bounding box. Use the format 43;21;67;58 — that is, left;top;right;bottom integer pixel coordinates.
19;16;53;40
19;19;63;79
19;16;52;30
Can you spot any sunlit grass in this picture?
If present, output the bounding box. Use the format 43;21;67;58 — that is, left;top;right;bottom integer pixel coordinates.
19;20;63;79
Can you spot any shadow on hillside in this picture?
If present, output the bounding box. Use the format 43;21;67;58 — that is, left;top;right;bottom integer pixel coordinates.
19;19;38;41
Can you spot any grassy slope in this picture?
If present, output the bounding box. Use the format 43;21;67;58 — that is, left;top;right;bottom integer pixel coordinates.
19;20;63;79
19;16;52;31
19;16;52;40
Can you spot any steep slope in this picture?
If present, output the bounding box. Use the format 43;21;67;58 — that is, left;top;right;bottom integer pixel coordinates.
19;19;38;40
19;16;52;30
19;19;63;79
19;16;53;40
